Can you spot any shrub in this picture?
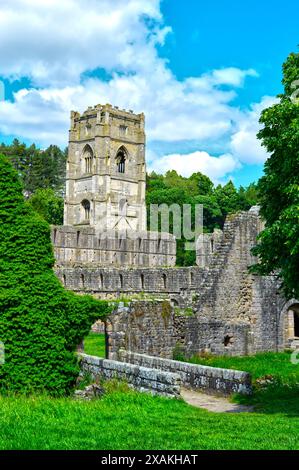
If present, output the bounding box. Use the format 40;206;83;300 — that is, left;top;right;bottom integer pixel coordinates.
0;155;111;395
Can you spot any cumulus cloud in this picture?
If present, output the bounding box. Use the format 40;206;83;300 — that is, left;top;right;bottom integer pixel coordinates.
148;151;240;184
0;0;167;85
230;96;278;164
0;0;276;180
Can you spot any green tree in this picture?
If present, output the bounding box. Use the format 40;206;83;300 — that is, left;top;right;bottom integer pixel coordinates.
28;188;64;225
252;51;299;298
0;141;67;196
215;181;244;218
0;155;111;395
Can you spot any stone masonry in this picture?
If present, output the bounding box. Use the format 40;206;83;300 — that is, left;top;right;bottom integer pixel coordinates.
57;208;298;358
52;105;299;360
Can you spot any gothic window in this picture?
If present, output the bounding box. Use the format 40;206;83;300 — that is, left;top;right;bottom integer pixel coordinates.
83;145;93;173
82;199;90;220
116;147;127;173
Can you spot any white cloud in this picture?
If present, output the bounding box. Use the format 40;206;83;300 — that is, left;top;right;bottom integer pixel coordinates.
148;150;240;184
230;96;278;164
0;0;276;179
0;0;164;86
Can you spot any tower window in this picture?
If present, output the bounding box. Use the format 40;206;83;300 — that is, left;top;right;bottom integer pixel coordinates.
83;146;94;173
116;148;127;173
119;125;128;136
82;200;90;220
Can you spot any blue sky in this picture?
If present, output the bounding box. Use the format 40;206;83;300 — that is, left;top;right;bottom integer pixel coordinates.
0;0;298;186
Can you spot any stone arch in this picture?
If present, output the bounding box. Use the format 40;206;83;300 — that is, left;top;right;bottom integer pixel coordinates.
81;199;90;221
116;146;128;174
82;144;94;173
279;299;299;348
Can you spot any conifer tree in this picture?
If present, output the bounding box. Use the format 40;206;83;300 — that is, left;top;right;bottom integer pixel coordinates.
0;155;111;394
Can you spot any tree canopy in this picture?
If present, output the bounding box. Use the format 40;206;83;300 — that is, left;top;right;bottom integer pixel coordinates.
147;170;258;266
252;51;299;299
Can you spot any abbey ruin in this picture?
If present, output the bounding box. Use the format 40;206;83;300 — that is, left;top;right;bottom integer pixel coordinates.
52;104;299;360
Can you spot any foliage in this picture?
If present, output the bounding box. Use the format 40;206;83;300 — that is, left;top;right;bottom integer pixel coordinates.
0;155;111;395
28;188;64;225
147;170;258;266
0;140;67;196
252;51;299;298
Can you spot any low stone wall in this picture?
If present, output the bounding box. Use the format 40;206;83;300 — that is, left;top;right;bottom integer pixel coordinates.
79;353;181;398
118;351;252;396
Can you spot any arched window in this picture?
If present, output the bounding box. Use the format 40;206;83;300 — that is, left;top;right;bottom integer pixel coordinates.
80;273;85;289
141;273;144;290
119;274;124;289
82;200;90;220
162;273;167;289
83;145;94;173
100;273;104;289
116;147;127;173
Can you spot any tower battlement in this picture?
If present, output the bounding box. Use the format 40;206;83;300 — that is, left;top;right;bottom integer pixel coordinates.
65;103;146;233
56;103;176;268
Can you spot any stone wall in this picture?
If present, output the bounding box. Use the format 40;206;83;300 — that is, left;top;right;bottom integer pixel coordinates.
118;351;252;396
106;301;178;360
56;210;292;358
79;353;181;398
52;226;176;268
55;262;202;303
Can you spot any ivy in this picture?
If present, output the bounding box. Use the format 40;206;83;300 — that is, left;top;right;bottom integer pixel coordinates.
0;155;112;395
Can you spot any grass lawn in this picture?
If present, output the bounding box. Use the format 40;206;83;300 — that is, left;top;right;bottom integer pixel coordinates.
0;351;298;450
84;332;106;358
0;388;298;450
183;351;299;383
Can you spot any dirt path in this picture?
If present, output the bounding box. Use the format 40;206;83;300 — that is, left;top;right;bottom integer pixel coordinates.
181;388;254;413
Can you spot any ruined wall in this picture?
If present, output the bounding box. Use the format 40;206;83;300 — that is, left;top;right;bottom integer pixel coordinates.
55;262;202;303
107;301;178;360
79;353;181;398
52;226;176;268
118;351;252;396
56;209;290;358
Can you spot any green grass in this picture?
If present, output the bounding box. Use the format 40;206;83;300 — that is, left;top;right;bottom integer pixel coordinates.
0;389;298;450
0;351;298;450
183;351;299;382
84;332;106;358
181;351;299;415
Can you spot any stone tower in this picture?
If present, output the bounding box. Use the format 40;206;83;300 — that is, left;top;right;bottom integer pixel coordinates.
64;104;146;234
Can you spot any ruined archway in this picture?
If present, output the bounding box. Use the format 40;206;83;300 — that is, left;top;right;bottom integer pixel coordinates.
280;299;299;349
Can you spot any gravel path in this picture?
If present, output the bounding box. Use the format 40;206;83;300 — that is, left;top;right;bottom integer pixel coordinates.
181;388;254;413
